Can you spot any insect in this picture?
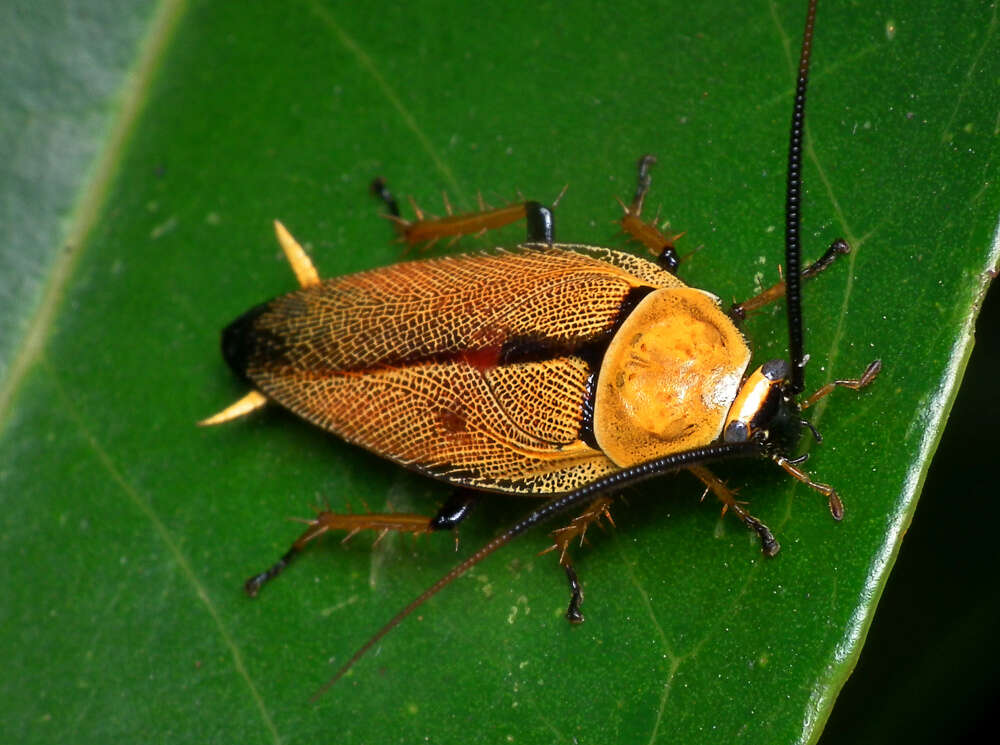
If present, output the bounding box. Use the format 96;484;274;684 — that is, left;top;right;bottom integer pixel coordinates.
202;0;879;697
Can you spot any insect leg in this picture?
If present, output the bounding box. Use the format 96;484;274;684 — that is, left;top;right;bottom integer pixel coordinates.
370;178;556;247
428;489;479;531
244;508;435;597
525;201;555;243
730;238;851;320
371;177;401;217
772;456;845;521
618;155;682;273
801;359;882;409
688;466;780;556
562;563;585;623
542;496;615;622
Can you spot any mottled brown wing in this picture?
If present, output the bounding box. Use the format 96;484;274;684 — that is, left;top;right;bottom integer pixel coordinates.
223;244;685;494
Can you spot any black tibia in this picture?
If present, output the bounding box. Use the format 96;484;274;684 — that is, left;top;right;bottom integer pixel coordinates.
429;489;479;531
371;177;400;217
245;546;298;597
734;506;780;557
563;563;585;624
803;238;850;280
632;154;656;214
525;201;555;244
545;496;614;623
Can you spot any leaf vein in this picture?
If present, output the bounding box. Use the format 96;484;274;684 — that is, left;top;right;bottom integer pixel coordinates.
46;363;283;745
304;0;464;200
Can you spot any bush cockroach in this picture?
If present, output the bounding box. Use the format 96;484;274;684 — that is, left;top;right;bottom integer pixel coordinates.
202;0;879;697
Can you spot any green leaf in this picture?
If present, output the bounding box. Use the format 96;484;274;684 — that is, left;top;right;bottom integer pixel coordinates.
3;1;997;744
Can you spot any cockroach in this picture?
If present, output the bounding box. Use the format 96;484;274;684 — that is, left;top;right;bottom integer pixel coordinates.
202;0;879;698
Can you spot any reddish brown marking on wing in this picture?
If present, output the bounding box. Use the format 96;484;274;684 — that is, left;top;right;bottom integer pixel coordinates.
234;245;686;494
458;325;505;373
436;407;467;434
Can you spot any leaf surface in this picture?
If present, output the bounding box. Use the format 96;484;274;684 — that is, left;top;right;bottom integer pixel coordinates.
2;1;998;743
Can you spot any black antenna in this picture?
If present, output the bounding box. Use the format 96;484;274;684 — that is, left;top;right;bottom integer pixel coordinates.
784;0;817;394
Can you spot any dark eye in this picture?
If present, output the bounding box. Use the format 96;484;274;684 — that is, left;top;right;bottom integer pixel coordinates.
724;420;750;443
761;358;789;382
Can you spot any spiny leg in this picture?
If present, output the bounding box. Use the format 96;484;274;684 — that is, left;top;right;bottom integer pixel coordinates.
801;359;882;409
618;155;682;273
370;177;556;247
731;238;851;320
767;359;881;520
244;509;434;597
245;490;479;597
771;455;844;521
688;465;780;556
542;496;615;622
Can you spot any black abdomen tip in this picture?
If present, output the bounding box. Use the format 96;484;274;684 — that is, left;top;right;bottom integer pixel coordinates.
221;302;273;383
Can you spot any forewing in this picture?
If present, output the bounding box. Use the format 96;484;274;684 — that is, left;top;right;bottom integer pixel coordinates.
225;245;683;494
